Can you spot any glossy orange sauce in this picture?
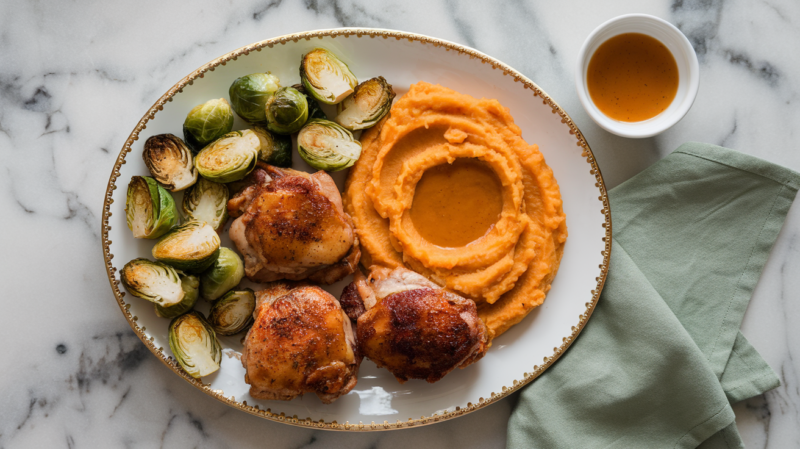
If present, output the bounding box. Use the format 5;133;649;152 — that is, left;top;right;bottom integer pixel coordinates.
587;33;679;122
410;158;503;248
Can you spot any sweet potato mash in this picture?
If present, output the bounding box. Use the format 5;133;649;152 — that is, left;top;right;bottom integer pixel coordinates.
344;82;567;339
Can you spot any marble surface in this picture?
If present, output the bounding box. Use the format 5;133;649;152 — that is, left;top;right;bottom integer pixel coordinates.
1;0;798;447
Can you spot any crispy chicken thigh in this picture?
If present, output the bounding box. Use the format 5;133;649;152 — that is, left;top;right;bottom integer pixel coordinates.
227;162;360;284
241;282;361;403
341;266;488;383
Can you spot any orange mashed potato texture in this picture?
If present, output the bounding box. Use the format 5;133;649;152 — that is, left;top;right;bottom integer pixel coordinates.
344;82;567;339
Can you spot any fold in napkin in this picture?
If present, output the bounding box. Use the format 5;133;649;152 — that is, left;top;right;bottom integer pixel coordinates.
507;143;800;448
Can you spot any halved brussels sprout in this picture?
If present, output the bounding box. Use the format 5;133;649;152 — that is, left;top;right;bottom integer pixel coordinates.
125;176;177;239
229;73;281;123
142;134;198;191
300;48;358;105
291;83;327;120
182;177;229;232
335;77;395;130
194;130;260;183
183;98;235;152
297;119;362;171
168;311;221;378
264;87;309;135
199;247;244;301
155;274;200;319
208;289;256;336
120;258;184;307
252;125;292;167
152;221;220;272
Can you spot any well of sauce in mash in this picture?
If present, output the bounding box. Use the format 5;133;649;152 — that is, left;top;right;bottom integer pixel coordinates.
587;32;679;122
410;158;503;248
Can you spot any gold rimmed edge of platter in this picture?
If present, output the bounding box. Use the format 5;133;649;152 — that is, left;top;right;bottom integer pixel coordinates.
100;27;612;432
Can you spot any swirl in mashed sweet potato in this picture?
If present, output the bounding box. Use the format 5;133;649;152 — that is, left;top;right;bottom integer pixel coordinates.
344;82;567;339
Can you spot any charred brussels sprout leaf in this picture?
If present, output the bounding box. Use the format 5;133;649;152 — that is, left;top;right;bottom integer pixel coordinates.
297;119;362;171
125;176;177;239
120;258;184;307
208;289;256;336
155;274;200;319
291;83;327;120
199;247;244;301
143;134;198;191
252;126;292;167
300;48;358;105
168;311;221;378
335;77;395;130
152;221;221;272
194;130;260;183
183;98;235;152
264;87;309;135
229;73;281;124
182;177;229;232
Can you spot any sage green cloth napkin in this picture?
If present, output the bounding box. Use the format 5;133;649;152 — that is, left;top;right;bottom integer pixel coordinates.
507;142;800;448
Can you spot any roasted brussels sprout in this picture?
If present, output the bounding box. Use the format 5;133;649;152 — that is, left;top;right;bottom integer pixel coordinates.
252;125;292;167
335;77;395;130
297;119;362;171
182;177;229;232
194;130;260;183
168;311;221;378
291;83;327;120
229;73;281;123
142;134;198;191
125;176;177;239
265;86;309;135
120;258;184;307
300;48;358;105
155;274;200;319
199;247;244;301
152;221;221;272
183;98;235;152
208;289;256;335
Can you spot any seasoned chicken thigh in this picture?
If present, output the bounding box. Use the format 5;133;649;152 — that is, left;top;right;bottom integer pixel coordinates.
241;282;361;403
341;266;488;383
227;162;360;284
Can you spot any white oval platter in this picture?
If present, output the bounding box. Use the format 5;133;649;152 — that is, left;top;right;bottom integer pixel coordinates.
101;28;610;431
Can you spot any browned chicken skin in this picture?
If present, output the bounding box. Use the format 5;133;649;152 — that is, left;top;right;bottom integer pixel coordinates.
341;266;488;384
241;282;361;403
228;162;360;284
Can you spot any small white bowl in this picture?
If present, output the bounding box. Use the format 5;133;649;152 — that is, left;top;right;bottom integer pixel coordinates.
576;14;699;138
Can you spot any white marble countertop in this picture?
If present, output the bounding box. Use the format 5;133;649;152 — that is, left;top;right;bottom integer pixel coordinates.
1;0;798;447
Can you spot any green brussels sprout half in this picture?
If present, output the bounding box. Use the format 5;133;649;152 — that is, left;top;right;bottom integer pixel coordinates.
155;274;200;319
183;98;235;152
335;77;395;130
291;83;327;120
264;86;309;135
208;289;256;336
297;119;362;171
182;177;229;232
300;48;358;105
142;134;198;192
152;221;221;272
120;258;184;307
194;130;260;183
199;247;244;301
168;311;221;378
229;72;281;123
252;125;292;167
125;176;177;239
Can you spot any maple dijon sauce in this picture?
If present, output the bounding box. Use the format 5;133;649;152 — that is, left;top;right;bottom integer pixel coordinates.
410;158;503;248
587;32;679;122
